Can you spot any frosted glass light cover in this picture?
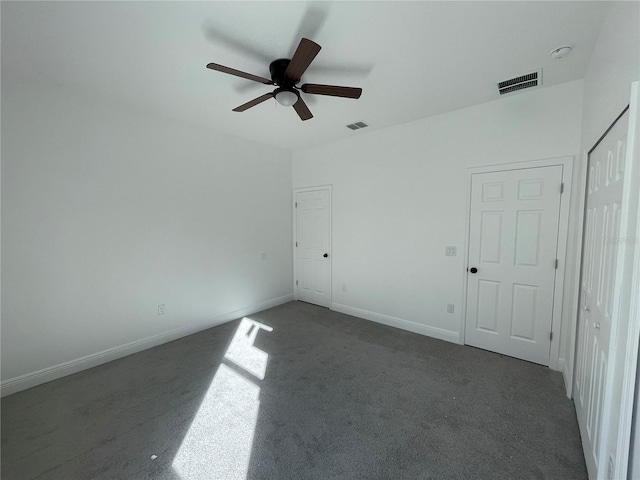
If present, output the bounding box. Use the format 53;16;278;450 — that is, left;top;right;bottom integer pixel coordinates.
275;90;298;106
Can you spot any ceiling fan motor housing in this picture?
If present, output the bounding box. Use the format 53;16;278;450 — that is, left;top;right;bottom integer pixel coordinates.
270;59;295;87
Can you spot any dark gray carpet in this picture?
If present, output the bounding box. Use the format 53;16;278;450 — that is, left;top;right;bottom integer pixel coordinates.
1;301;586;479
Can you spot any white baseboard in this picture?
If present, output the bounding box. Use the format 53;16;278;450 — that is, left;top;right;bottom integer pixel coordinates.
558;357;566;378
331;302;460;344
0;294;293;397
558;357;572;399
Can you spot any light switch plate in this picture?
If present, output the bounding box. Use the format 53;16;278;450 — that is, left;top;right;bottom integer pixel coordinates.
445;246;457;256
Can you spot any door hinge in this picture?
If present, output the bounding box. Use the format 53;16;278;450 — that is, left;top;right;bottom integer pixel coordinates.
296;241;298;247
550;331;553;341
295;202;297;208
555;259;559;269
560;183;564;194
296;280;298;286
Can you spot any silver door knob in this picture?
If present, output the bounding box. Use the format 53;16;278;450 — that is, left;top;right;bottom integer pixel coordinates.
593;322;600;329
584;305;591;312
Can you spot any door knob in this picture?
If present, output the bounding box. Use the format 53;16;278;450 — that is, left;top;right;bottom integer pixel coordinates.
323;253;329;258
584;305;591;312
593;322;600;329
469;267;478;274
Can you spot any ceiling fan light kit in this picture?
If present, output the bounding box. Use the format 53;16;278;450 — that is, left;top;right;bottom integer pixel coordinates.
206;38;363;121
274;88;299;107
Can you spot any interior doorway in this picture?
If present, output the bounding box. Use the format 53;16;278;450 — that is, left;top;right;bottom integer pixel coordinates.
463;157;573;368
294;186;332;308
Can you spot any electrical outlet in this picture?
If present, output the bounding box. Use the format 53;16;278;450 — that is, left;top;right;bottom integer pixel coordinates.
445;246;457;256
446;304;454;314
260;252;267;261
341;283;347;292
158;304;166;316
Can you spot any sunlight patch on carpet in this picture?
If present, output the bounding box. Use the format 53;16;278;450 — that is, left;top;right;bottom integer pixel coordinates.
172;317;271;480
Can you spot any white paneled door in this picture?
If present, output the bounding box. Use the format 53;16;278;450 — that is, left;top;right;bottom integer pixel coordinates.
574;110;629;480
295;188;331;308
465;166;563;365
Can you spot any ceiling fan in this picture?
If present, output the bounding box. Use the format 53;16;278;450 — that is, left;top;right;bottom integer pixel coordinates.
206;38;362;121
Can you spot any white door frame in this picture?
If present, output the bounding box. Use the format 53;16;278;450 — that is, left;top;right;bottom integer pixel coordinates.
292;185;333;305
565;82;640;480
610;80;640;480
565;148;590;399
461;156;574;370
566;104;639;403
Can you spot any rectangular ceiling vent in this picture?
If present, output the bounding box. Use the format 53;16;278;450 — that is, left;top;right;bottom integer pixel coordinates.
498;69;542;95
347;121;369;130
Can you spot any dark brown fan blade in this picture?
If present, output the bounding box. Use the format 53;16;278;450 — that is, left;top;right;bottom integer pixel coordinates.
284;38;321;83
232;93;274;112
301;84;362;99
293;97;313;121
207;63;272;84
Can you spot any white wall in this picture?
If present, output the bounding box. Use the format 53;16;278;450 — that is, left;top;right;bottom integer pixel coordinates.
580;3;640;150
1;80;293;389
293;80;584;351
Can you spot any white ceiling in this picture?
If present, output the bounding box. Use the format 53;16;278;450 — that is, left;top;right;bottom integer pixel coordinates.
2;1;610;150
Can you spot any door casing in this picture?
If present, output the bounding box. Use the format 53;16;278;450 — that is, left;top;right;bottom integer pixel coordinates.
569;82;640;480
461;156;574;371
573;108;630;478
614;81;640;480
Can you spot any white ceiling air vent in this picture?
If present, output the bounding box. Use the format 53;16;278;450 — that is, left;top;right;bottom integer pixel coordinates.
498;69;542;95
346;121;369;130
